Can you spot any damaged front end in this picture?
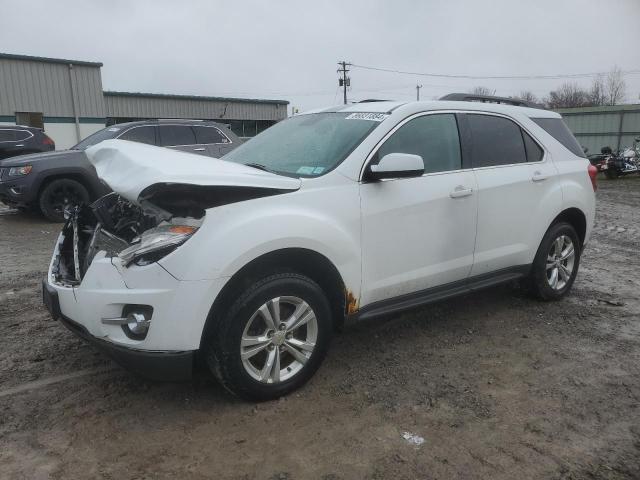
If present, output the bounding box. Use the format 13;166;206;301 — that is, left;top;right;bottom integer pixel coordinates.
51;193;202;286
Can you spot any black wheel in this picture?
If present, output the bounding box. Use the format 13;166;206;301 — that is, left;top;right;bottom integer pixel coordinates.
38;178;90;222
525;222;581;301
205;273;333;401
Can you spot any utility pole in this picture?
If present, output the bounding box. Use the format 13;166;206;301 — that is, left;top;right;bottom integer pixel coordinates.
337;61;351;104
416;84;422;101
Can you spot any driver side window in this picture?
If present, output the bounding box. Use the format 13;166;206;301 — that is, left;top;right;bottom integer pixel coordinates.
376;113;462;174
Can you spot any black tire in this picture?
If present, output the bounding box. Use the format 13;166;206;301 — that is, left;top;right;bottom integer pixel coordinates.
38;178;90;222
205;273;333;401
604;168;618;180
525;222;581;301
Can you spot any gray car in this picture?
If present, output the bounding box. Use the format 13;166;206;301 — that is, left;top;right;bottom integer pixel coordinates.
0;119;240;221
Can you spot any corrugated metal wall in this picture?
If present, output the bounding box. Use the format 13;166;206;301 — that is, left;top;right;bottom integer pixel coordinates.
0;58;105;118
104;93;287;121
557;105;640;155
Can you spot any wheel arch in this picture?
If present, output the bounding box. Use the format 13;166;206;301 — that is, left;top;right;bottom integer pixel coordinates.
200;248;350;349
550;207;587;246
35;171;100;202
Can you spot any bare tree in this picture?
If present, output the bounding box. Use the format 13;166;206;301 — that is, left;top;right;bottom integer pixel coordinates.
544;82;589;109
588;74;607;106
516;91;538;104
605;66;626;105
470;86;494;96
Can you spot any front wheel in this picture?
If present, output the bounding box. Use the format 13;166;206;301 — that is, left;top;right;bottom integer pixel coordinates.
38;178;90;222
205;273;333;401
525;222;581;301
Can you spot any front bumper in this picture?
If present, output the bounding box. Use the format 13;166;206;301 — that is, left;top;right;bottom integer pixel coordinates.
43;232;227;381
0;175;32;207
43;278;194;380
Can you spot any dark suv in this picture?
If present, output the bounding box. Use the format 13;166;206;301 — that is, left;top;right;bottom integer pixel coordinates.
0;125;55;160
0;119;240;221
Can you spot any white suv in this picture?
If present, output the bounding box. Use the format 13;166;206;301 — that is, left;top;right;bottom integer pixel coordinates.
43;99;597;400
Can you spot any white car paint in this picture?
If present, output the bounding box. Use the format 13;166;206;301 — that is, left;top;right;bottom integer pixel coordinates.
86;139;300;204
47;100;595;357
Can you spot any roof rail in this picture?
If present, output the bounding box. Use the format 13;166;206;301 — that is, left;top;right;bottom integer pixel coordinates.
357;99;391;103
439;93;543;109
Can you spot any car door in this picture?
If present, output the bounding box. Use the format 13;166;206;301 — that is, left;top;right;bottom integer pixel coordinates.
462;113;560;276
360;112;478;306
157;125;205;155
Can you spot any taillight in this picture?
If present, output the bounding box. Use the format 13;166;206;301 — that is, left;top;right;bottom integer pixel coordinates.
588;164;598;191
42;135;54;146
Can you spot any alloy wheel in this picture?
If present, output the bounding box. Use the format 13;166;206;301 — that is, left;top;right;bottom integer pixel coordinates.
546;234;575;290
240;296;318;384
47;184;84;214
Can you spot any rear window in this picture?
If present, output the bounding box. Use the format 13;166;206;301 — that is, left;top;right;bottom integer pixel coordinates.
532;118;585;158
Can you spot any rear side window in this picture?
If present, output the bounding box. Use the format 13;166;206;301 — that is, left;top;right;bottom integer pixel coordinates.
468;114;527;167
531;118;585;158
119;126;156;145
522;130;544;162
375;113;462;173
194;126;229;144
158;125;196;146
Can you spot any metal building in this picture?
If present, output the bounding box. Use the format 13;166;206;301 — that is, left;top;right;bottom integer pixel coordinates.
556;104;640;155
0;52;288;149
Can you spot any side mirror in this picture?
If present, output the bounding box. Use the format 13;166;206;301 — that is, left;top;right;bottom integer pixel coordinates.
367;153;425;181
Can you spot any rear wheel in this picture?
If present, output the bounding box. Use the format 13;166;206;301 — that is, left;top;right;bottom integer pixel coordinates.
604;168;618;179
205;273;333;401
526;222;581;301
38;178;90;222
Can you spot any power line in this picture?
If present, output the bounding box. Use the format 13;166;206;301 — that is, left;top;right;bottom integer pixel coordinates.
351;63;640;80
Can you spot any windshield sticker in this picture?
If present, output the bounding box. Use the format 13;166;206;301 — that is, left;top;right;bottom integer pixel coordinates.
107;127;121;132
313;167;325;174
296;166;315;175
345;112;389;122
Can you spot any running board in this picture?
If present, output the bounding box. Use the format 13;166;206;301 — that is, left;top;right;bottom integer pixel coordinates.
355;265;531;321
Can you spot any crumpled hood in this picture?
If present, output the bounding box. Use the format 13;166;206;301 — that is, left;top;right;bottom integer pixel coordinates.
86;139;301;205
0;149;84;167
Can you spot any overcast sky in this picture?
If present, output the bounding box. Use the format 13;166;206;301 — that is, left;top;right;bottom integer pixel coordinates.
1;0;639;114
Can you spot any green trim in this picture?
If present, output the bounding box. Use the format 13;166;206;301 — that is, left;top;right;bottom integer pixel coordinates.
0;115;15;122
555;104;640;114
104;90;289;106
43;116;106;124
0;52;102;67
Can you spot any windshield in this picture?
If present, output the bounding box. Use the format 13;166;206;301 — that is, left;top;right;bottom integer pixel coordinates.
222;112;383;177
71;126;123;151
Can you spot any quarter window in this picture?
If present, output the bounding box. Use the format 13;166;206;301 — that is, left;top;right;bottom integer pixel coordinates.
375;113;462;174
531;117;586;158
119;126;156;145
193;126;228;144
158;125;196;147
522;130;544;162
467;114;527;167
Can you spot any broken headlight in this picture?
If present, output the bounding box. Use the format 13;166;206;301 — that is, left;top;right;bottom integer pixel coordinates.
118;224;198;266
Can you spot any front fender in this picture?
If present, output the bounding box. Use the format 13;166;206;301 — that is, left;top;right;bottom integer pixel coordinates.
158;183;362;302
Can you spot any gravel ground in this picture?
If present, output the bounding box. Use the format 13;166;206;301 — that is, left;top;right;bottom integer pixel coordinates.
0;177;639;479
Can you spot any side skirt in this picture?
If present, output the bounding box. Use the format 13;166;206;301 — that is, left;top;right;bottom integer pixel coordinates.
354;265;531;321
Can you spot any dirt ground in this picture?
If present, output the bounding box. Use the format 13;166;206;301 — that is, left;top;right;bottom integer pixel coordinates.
1;176;639;480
